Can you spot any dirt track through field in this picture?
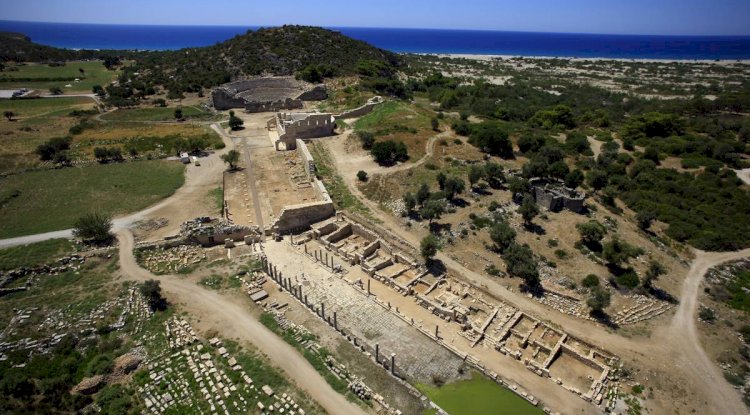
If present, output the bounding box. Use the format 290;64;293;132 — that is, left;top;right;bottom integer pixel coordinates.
117;230;366;415
664;248;750;415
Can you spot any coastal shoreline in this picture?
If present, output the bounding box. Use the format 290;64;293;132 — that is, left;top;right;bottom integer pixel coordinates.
415;52;750;64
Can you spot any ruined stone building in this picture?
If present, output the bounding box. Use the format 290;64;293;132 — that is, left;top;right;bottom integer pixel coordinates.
268;112;336;150
529;178;586;213
212;77;327;111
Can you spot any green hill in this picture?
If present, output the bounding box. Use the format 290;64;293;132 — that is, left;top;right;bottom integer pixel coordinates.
131;25;401;93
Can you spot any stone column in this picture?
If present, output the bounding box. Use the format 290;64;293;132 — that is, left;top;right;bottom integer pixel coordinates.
367;279;371;295
390;354;396;375
375;344;379;363
435;325;439;339
333;312;338;330
321;302;325;319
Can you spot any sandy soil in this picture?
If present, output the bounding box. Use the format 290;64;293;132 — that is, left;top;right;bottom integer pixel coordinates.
117;230;367;415
736;168;750;186
429;53;750;65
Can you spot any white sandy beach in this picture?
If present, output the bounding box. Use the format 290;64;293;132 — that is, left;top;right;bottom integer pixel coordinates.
419;53;750;65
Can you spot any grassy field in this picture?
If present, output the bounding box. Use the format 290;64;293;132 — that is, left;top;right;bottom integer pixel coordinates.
417;372;545;415
100;106;219;122
0;61;120;93
0;160;185;238
354;100;435;160
0;238;75;271
0;97;96;173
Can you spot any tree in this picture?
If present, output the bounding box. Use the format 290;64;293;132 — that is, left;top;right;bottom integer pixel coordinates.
140;279;167;311
582;274;600;288
587;287;611;315
635;210;656;231
358;131;375;150
643;260;666;288
174;108;183;120
586;169;608;191
73;212;113;244
420;199;445;223
416;183;431;205
443;176;465;201
489;221;516;252
92;85;105;96
357;170;368;182
503;243;540;289
431;117;439;131
468;165;486;188
403;192;417;213
103;56;121;70
228;111;244;130
519;194;539;226
36;136;72;161
576;220;607;251
602;237;643;268
420;234;439;264
644;146;660;165
483;162;504;187
564;169;585;189
548;161;570;180
436;172;447;190
78;67;85;76
221;149;240;170
468;121;513;157
507;176;530;196
370;140;408;165
3;110;14;121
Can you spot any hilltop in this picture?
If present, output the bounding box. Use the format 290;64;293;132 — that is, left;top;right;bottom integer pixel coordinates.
130;25;401;93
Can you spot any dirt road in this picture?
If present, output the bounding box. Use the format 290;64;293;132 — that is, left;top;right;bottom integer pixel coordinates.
664;248;750;415
117;230;366;415
736;168;750;186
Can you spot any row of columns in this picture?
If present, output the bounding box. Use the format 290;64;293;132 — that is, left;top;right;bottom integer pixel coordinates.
260;255;398;377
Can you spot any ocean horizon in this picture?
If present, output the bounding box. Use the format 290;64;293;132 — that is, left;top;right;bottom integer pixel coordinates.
2;20;750;60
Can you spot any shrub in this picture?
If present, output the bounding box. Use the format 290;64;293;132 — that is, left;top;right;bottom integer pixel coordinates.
582;274;600;288
615;269;640;289
356;170;368;182
73;212;113;244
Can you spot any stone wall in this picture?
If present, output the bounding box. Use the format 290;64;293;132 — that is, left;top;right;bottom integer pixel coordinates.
270;201;335;234
296;139;316;180
211;89;248;111
275;112;335;150
530;178;586;214
336;96;383;119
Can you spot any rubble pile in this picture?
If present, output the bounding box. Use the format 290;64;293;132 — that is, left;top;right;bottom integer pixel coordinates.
138;245;206;274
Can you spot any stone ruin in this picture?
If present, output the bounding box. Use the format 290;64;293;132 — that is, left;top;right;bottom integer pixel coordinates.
282;214;625;411
0;254;87;296
211;77;327;112
268;111;335;151
180;217;262;247
529;178;586;213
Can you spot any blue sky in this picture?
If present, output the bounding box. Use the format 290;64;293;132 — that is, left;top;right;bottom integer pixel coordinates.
4;0;750;36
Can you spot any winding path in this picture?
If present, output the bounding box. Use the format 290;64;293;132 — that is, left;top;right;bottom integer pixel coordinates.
117;230;366;415
664;248;750;415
